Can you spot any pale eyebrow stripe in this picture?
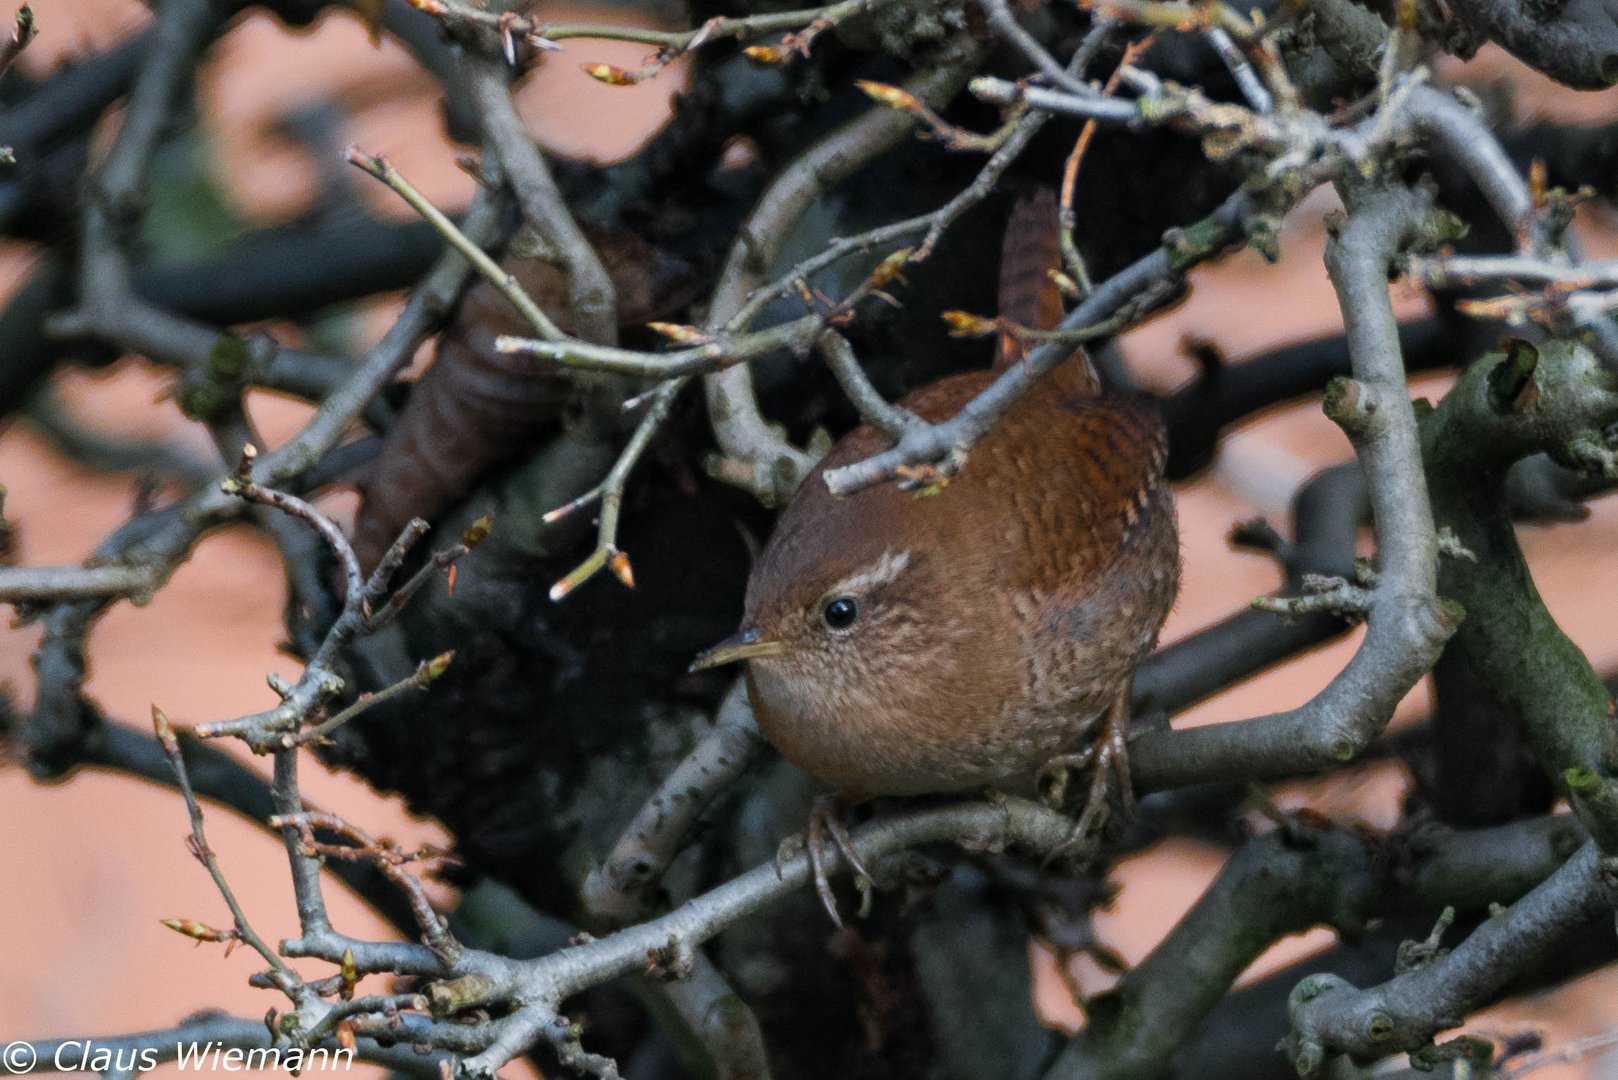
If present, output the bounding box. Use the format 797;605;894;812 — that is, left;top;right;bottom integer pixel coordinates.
825;549;911;596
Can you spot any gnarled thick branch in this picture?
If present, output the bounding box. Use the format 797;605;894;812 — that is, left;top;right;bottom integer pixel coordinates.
1421;337;1618;836
1047;814;1585;1080
1447;0;1618;89
1131;181;1456;791
1288;840;1618;1070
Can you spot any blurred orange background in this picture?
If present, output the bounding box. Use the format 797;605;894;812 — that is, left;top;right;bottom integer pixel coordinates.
4;3;1618;1076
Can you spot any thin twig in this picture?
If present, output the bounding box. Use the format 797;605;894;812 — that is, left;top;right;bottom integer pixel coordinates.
1059;29;1152;292
270;810;460;961
1206;27;1271;113
151;707;302;989
1250;576;1374;619
546;380;680;599
194;489;476;747
979;0;1097;96
494;313;821;377
222;452;364;605
348;147;562;340
1407;253;1618;290
816;329;919;439
301;652;452;745
970;78;1141;122
363;517;490;633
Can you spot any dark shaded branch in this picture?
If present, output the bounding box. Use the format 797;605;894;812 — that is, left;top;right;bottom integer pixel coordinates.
1447;0;1618;89
1170;816;1591;1080
136;215;452;325
92;0;215;219
1160;318;1452;480
1049;812;1589;1079
1048;825;1377;1080
911;865;1058;1080
0;26;145;157
1288;841;1618;1069
21;386;213;487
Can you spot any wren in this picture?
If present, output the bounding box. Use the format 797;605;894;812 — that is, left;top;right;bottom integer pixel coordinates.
693;191;1179;915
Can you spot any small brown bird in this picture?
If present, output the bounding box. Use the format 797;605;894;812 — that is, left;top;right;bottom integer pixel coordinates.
694;192;1179;918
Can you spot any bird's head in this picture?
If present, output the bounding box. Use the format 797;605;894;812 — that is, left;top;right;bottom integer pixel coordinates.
692;543;943;711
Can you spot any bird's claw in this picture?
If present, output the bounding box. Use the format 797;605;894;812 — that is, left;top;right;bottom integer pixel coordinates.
806;792;872;927
1041;692;1135;866
1038;746;1097;811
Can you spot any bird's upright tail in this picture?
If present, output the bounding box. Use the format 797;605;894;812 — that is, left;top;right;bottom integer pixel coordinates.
994;188;1100;397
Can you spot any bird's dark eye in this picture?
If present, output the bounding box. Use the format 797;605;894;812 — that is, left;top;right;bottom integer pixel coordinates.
822;597;859;631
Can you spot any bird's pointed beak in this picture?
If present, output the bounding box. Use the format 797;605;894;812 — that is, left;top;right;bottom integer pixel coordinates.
690;626;783;672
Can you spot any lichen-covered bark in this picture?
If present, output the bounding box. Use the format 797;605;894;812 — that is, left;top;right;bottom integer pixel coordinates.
1419;339;1618;800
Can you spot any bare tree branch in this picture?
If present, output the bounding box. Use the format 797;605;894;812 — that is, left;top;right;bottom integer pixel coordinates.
1447;0;1618;89
464;53;618;347
1288;841;1618;1071
1132;181;1457;790
702;39;986;503
581;680;761;926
